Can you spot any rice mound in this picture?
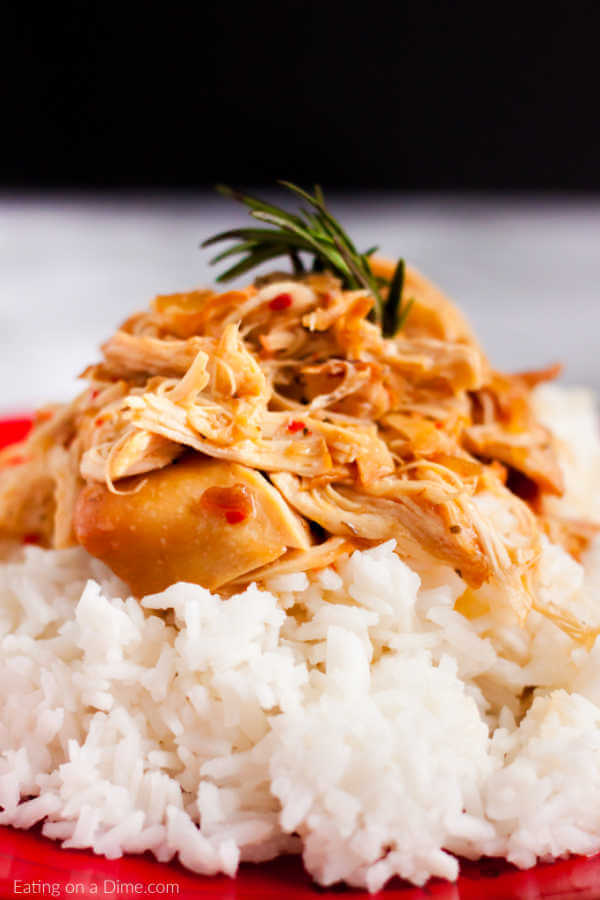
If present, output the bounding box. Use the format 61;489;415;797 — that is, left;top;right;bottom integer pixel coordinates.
2;385;600;892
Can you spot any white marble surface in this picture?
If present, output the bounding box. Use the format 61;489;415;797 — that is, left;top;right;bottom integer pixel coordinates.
1;194;599;415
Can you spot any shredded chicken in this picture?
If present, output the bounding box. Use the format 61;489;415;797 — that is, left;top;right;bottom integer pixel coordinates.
1;257;593;639
540;514;600;562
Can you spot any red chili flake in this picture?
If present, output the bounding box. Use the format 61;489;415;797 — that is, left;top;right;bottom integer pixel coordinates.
225;509;247;525
269;292;293;311
435;421;444;429
91;389;100;400
200;483;254;525
287;420;305;434
95;417;105;427
23;533;41;545
3;454;28;467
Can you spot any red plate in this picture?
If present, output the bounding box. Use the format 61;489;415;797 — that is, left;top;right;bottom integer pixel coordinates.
0;418;33;450
2;417;600;899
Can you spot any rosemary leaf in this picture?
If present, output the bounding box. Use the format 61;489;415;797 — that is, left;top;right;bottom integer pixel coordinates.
215;246;289;282
215;185;304;228
203;182;411;332
382;258;404;336
202;227;296;248
209;241;262;265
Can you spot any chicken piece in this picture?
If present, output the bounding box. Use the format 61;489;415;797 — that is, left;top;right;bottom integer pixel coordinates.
514;362;563;390
125;390;335;478
0;459;55;545
80;430;186;483
300;360;374;410
382;413;460;458
229;536;356;587
152;289;217;338
388;337;487;392
539;514;600;561
270;472;493;586
102;331;214;378
464;422;564;496
48;443;82;548
299;358;392;420
74;454;311;595
152;288;257;339
472;371;539;431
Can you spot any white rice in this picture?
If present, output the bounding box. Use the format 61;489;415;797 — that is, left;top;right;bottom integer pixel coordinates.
1;385;600;891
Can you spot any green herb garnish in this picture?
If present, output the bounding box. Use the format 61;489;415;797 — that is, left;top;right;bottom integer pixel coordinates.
382;258;414;336
201;182;411;336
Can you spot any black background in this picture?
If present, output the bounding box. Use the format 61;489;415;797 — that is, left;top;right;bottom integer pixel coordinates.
3;1;600;191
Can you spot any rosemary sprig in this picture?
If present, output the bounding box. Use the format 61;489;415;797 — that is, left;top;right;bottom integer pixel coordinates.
201;182;411;336
382;259;415;336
